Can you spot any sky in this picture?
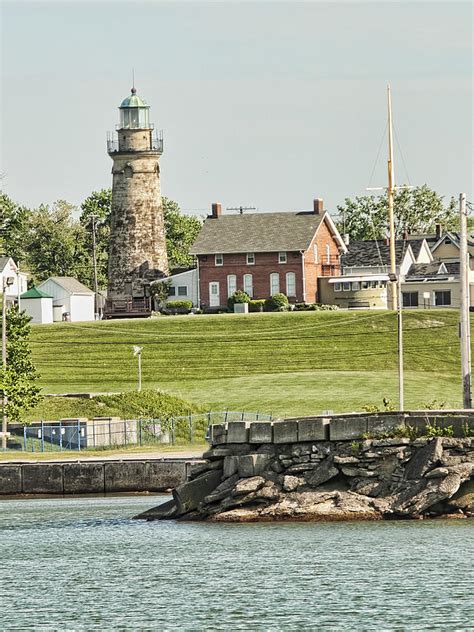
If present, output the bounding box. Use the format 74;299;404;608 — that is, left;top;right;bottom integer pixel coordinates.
1;0;472;218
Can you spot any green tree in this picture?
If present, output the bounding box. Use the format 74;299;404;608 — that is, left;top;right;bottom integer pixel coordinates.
79;189;112;289
77;190;202;277
0;306;42;423
0;193;30;263
337;185;457;241
25;201;89;285
163;196;202;269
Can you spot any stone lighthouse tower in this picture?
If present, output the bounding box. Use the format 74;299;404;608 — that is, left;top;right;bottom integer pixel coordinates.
106;86;168;315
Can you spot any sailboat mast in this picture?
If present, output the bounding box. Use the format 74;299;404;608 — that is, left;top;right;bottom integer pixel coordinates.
387;84;397;310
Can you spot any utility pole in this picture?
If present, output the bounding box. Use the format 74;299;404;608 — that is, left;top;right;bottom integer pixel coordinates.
387;84;397;311
1;276;14;450
459;192;472;408
226;206;256;215
89;214;100;319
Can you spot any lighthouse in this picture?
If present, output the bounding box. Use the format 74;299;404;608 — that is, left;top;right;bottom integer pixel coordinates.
106;86;169;316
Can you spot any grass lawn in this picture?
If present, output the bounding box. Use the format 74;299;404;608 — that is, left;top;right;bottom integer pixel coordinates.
28;309;464;419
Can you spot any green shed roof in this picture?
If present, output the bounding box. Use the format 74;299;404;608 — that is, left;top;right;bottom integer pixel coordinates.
21;287;53;299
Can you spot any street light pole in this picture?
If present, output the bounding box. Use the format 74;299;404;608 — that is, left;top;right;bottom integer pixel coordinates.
90;214;100;319
133;346;143;392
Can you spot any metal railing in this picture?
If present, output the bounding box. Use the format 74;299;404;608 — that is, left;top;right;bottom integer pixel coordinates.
107;135;163;154
12;412;274;452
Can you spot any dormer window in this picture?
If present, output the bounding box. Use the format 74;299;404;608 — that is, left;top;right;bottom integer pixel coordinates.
246;253;255;265
215;254;223;266
278;252;287;264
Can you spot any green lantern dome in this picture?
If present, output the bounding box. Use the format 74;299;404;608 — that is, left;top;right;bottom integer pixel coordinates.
118;87;151;129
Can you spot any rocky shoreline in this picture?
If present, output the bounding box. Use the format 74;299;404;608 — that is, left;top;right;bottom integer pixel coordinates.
136;430;474;522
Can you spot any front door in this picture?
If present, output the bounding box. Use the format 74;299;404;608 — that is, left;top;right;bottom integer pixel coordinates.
209;282;220;307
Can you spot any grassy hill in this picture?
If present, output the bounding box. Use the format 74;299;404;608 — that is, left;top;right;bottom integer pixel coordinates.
28;309;464;418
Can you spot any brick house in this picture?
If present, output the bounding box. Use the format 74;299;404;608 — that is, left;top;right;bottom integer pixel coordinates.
189;199;347;308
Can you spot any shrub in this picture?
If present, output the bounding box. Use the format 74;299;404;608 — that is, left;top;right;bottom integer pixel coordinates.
163;300;193;314
265;293;289;311
425;422;454;437
249;299;266;312
227;290;251;310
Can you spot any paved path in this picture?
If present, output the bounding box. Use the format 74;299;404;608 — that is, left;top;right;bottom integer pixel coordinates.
0;448;205;464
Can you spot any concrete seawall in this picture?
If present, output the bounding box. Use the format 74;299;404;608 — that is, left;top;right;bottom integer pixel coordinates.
0;459;196;496
137;411;474;522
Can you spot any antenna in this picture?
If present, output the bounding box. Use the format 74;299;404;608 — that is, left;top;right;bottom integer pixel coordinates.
131;68;136;94
226;205;257;215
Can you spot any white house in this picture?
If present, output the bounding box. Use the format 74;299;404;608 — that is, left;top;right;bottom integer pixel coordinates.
153;269;199;307
20;287;54;324
37;277;95;322
0;257;28;306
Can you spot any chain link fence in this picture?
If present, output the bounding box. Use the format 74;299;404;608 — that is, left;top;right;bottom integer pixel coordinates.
12;411;274;452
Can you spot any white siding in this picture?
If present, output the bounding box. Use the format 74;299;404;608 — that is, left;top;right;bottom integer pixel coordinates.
160;269;199;307
22;298;53;324
69;294;95;321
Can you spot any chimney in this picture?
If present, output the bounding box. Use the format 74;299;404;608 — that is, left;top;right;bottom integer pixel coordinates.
436;223;442;239
313;198;324;214
403;229;409;240
211;202;222;219
343;233;350;246
384;237;390;246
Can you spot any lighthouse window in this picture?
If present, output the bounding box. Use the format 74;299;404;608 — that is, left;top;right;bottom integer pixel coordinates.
124;165;133;178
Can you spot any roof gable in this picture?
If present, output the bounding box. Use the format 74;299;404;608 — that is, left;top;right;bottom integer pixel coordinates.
189;210;346;255
342;240;413;268
21;287;53;299
39;277;94;295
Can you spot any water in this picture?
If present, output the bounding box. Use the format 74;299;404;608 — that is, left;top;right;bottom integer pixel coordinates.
1;496;473;631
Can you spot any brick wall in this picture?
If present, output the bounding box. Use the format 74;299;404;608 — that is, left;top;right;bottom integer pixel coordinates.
304;220;341;303
198;251;304;306
197;216;342;307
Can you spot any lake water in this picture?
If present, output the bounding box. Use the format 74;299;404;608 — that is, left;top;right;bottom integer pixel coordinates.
1;496;473;631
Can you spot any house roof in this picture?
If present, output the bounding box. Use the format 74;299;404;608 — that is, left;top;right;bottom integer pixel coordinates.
406;261;459;279
189;211;345;255
41;277;94;295
342;240;411;268
21;287;53;299
0;256;16;272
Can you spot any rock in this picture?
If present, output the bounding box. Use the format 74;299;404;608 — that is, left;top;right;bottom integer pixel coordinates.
425;467;450;479
173;469;223;516
341;467;376;478
404;438;443;480
334;456;360;465
304;459;339;487
223;456;239;478
372;438;411;447
350;479;388;498
232;476;265;495
203;474;239;504
202;448;233;460
188;459;223;480
134;498;178;520
286;463;315;474
237;454;271;478
283;475;302;492
390;472;463;516
449;480;474;512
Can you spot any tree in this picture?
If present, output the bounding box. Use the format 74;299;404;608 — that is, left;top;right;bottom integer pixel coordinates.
79;189;112;289
24;201;89;285
0;306;42;423
0;193;30;263
77;190;202;277
337;185;457;241
163;196;202;269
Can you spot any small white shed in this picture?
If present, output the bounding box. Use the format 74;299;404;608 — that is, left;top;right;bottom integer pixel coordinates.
20;287;53;324
37;277;95;322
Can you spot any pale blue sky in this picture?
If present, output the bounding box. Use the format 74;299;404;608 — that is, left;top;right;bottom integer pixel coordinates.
1;0;472;216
